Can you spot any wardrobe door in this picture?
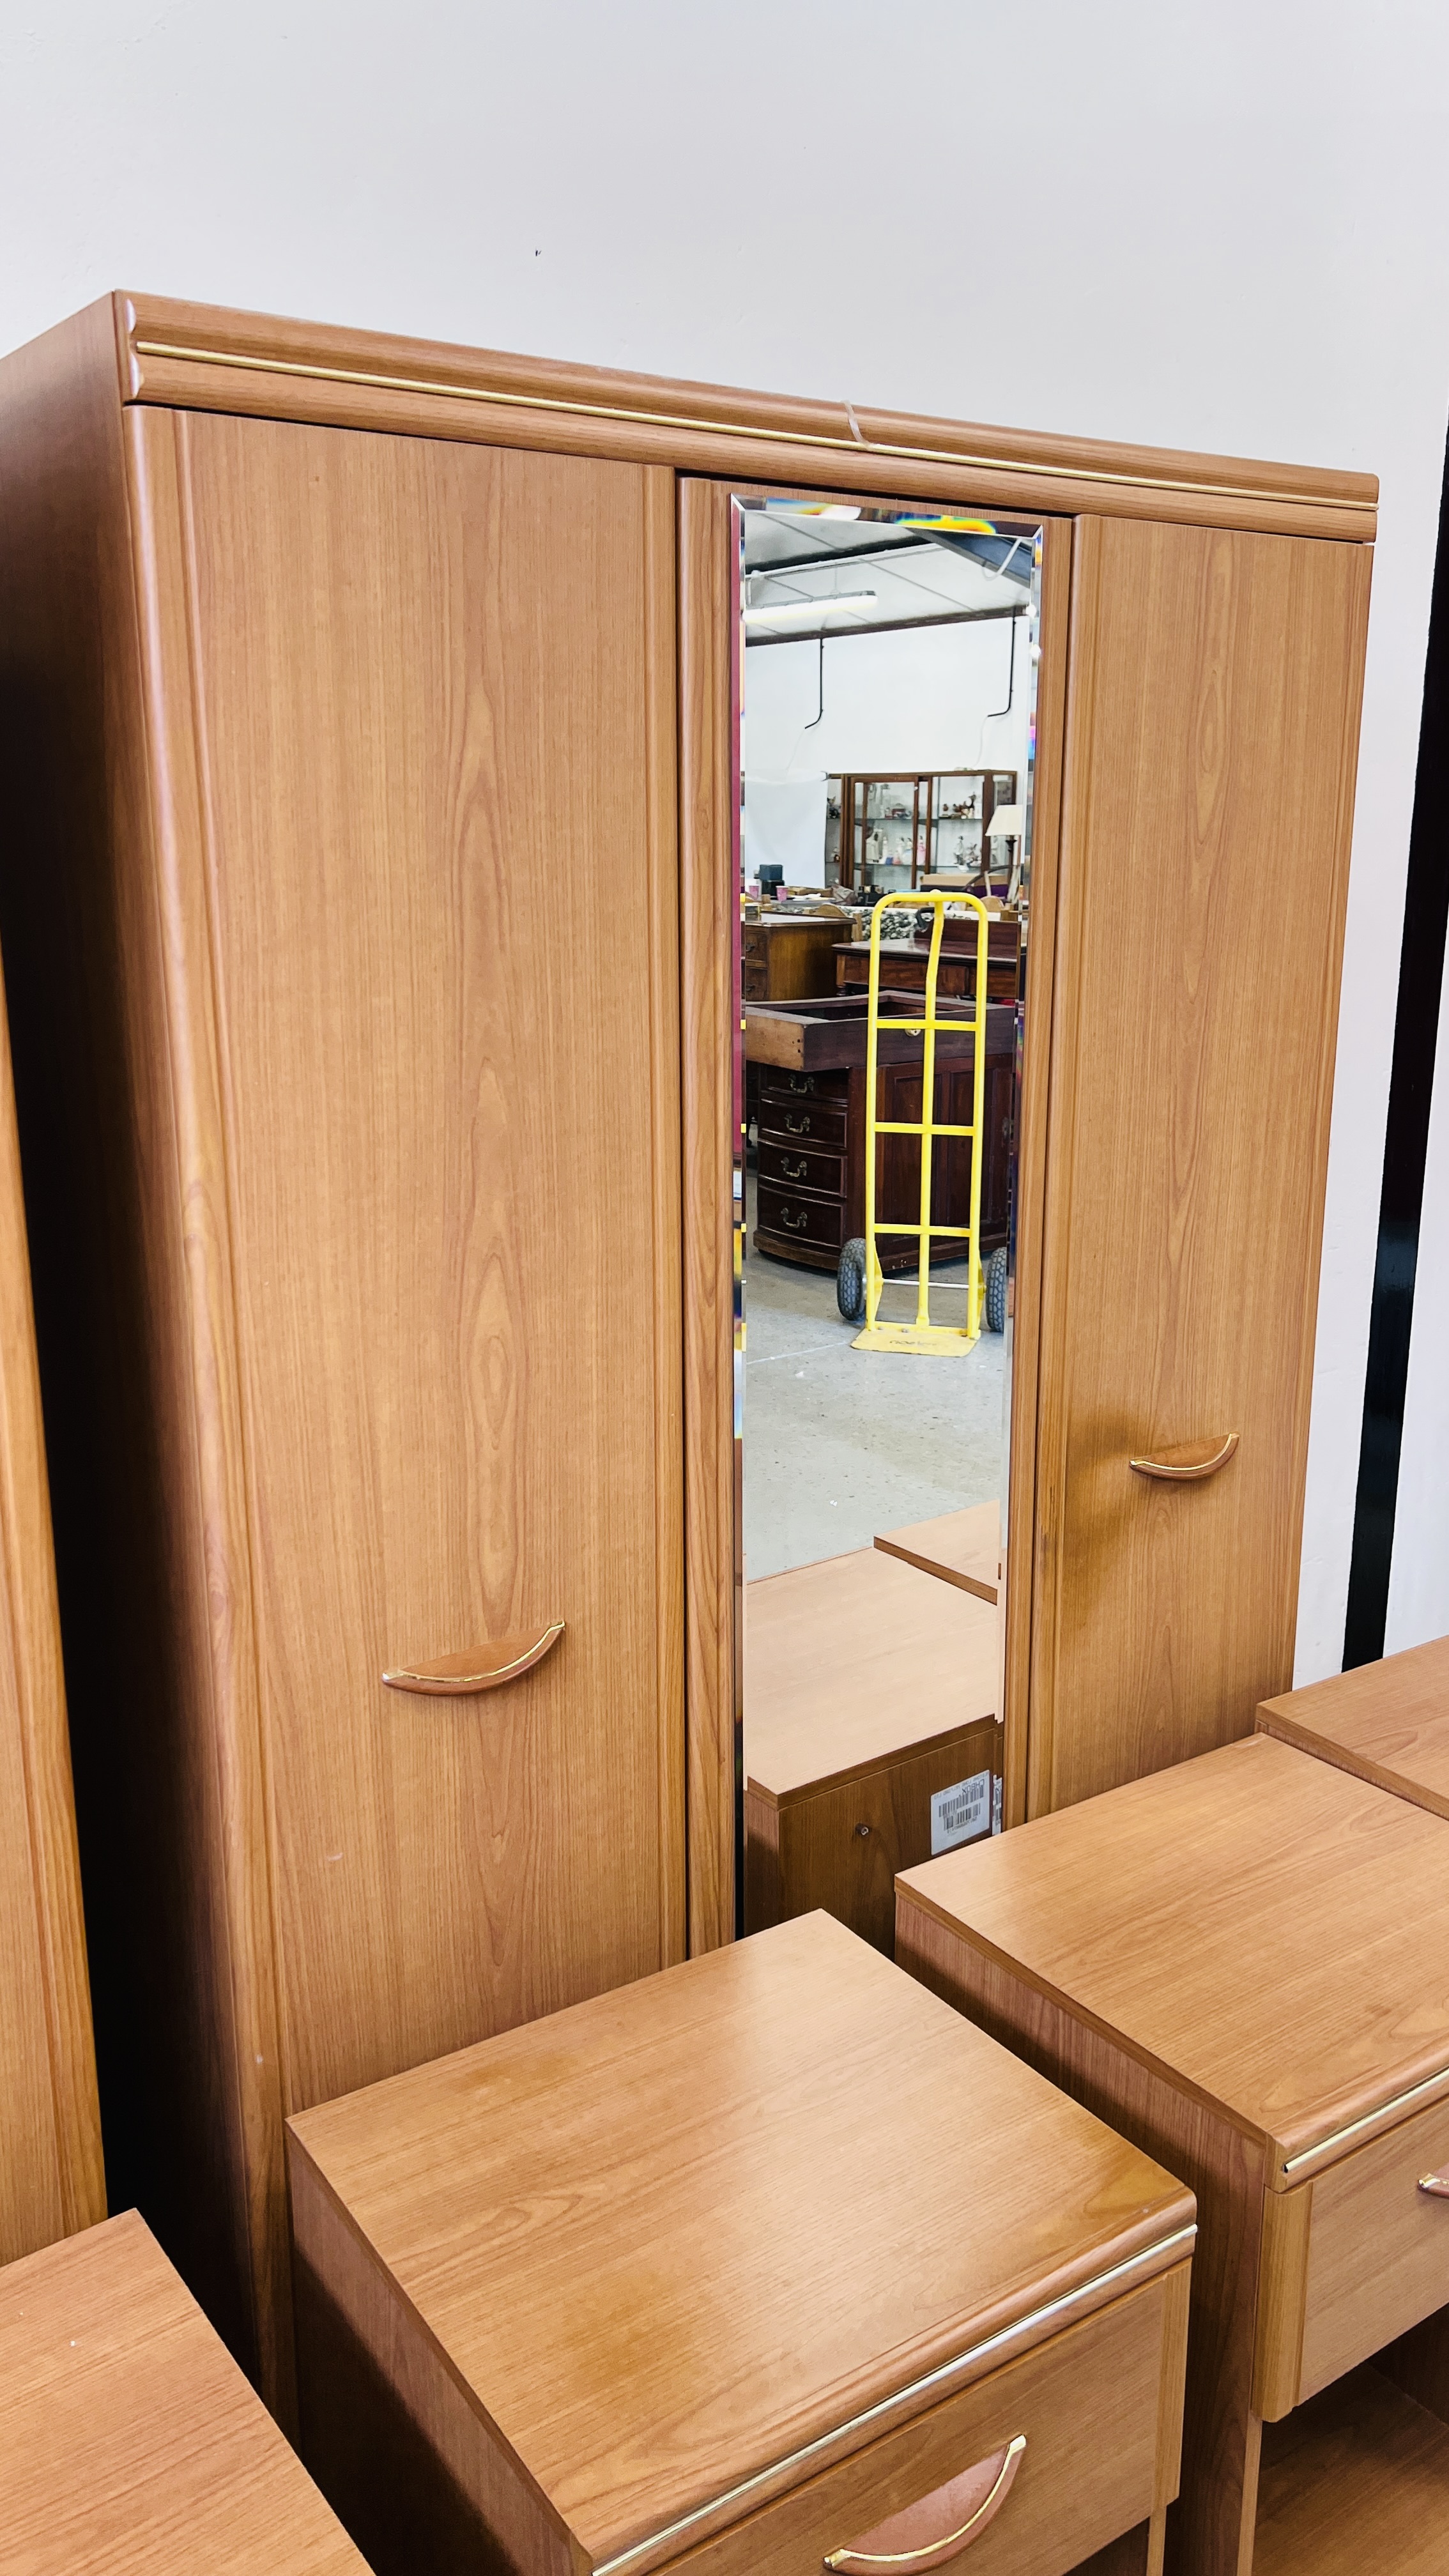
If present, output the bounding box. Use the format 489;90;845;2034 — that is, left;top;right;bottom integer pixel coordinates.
1030;516;1370;1813
162;410;684;2112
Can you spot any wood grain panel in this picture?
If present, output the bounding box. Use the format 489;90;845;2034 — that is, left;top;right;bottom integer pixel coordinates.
1252;2181;1311;2422
1030;519;1371;1813
289;1913;1193;2574
169;408;686;2113
1257;1635;1449;1820
746;1715;1000;1954
0;960;103;2261
896;1893;1254;2576
0;2211;367;2574
117;295;1377;541
678;477;739;1953
1296;2096;1449;2402
1003;516;1071;1828
1255;2365;1449;2576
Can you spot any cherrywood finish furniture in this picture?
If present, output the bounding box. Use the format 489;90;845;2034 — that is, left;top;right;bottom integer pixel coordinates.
0;970;103;2267
0;291;1372;2393
748;997;1013;1271
287;1912;1196;2576
742;913;841;1000
1257;1634;1449;1820
744;1547;999;1951
0;2211;368;2575
898;1733;1449;2576
875;1500;1002;1604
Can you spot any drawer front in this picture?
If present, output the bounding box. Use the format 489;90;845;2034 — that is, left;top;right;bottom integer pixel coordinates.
759;1100;848;1151
744;962;769;1000
763;1068;852;1105
758;1137;845;1199
663;2267;1185;2576
756;1183;845;1255
1294;2093;1449;2404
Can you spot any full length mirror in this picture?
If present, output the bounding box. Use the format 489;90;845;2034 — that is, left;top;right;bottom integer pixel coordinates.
735;494;1046;1952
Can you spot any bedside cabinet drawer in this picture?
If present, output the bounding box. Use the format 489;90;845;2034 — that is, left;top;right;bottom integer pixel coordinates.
665;2266;1189;2576
1255;2089;1449;2417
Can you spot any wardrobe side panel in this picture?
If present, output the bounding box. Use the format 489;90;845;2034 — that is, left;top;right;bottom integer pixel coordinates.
0;314;263;2363
1030;519;1370;1813
174;411;686;2112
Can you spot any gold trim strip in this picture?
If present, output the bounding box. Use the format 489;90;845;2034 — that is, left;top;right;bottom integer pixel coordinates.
1281;2064;1449;2177
132;339;1370;519
592;2224;1196;2576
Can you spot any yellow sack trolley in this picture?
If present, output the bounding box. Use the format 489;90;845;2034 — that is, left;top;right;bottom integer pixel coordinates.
850;890;995;1356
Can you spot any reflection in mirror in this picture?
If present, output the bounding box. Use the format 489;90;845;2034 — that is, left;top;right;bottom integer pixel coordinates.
735;496;1044;1952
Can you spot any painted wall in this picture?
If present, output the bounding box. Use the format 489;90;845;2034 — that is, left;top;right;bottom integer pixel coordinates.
4;0;1449;1670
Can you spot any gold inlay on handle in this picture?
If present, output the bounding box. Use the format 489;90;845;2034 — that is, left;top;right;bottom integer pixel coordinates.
382;1621;564;1696
823;2434;1026;2572
1129;1431;1239;1482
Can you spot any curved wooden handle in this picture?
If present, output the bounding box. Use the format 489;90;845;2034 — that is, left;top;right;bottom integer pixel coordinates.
1129;1432;1239;1482
1419;2173;1449;2197
382;1623;564;1696
823;2435;1025;2572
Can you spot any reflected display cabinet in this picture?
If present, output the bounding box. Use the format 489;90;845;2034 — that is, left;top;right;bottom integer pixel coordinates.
0;291;1372;2408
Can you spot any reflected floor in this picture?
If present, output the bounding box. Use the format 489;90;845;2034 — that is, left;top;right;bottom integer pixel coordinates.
742;1202;1006;1583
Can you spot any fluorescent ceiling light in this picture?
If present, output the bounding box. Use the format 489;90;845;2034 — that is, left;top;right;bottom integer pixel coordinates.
744;590;877;626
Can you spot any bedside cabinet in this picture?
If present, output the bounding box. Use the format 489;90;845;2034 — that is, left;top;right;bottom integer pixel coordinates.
897;1733;1449;2576
1257;1633;1449;1821
0;2211;367;2573
288;1912;1195;2576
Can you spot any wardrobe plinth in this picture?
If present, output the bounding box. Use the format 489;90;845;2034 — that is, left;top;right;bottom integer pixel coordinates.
288;1912;1195;2576
897;1733;1449;2576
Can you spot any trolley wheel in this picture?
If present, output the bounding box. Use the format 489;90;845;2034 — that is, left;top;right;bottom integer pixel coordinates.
837;1238;868;1324
984;1245;1009;1334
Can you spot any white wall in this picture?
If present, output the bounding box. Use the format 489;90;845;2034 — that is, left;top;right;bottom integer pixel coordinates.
744;618;1032;792
6;0;1449;1670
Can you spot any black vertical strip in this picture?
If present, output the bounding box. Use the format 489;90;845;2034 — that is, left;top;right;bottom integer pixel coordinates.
1344;424;1449;1666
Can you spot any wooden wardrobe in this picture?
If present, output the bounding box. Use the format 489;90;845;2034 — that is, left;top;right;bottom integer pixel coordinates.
0;966;104;2265
0;292;1372;2409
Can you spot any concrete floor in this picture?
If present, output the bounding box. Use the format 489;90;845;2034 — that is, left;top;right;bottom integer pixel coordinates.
742;1177;1007;1582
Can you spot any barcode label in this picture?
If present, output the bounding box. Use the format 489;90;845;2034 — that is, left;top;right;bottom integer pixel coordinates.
931;1768;992;1856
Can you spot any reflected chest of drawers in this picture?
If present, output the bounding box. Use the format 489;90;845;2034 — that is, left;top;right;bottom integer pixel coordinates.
0;2211;367;2575
898;1733;1449;2576
288;1912;1195;2576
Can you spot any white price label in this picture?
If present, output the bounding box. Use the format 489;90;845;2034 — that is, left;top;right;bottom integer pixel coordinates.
931;1768;992;1857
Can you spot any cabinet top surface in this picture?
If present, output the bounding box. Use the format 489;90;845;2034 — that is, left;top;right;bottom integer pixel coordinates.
0;2213;364;2573
1258;1636;1449;1814
287;1913;1192;2564
899;1734;1449;2165
745;1545;999;1798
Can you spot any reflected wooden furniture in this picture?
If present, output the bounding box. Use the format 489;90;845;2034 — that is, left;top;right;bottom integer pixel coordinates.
747;997;1013;1272
742;914;841;1000
876;1500;1002;1604
834;914;1022;1002
897;1733;1449;2576
0;2211;367;2575
745;1547;999;1954
0;973;103;2266
287;1912;1197;2576
1256;1636;1449;1820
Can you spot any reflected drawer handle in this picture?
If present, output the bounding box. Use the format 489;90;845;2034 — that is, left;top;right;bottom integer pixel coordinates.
1419;2174;1449;2197
781;1155;809;1181
781;1207;809;1230
1129;1432;1239;1482
824;2435;1026;2572
383;1623;564;1695
785;1114;811;1135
